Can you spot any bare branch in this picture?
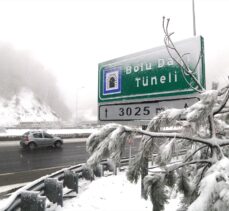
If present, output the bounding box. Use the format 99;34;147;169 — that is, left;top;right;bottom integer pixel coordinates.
208;115;213;137
148;159;212;174
184;145;208;162
195;163;210;188
162;17;205;92
180;64;204;93
167;159;213;172
217;82;229;96
218;108;229;114
209;113;216;138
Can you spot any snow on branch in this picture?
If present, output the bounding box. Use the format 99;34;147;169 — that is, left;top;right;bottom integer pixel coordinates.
185;90;218;123
147;108;184;131
213;82;229;115
85;77;229;210
143;174;168;211
167;159;213;172
128;129;226;147
86;124;132;168
162;17;205;93
87;88;229;172
188;157;229;211
108;126;132;163
156;138;176;165
86;123;120;155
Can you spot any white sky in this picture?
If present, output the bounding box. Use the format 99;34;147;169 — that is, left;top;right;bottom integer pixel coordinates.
0;0;228;120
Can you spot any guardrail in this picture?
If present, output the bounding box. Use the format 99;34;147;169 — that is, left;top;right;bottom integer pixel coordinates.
0;133;91;141
1;158;130;211
1;147;187;211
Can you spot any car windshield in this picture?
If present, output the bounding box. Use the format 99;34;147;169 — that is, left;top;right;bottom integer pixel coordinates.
44;133;53;138
33;133;42;138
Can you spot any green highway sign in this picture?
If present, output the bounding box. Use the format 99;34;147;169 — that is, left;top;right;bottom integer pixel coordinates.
98;36;205;103
98;36;205;121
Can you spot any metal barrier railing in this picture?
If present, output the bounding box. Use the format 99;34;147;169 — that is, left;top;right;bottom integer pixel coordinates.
1;148;187;211
1;158;130;211
0;133;91;141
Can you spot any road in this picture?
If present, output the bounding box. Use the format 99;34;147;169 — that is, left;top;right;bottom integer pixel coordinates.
0;138;139;186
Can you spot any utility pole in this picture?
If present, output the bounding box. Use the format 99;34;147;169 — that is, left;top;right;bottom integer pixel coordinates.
192;0;196;36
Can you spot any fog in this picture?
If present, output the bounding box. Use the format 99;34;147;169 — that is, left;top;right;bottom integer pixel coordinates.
0;44;71;120
0;0;228;123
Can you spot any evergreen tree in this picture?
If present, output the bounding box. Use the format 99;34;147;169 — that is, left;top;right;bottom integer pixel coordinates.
86;18;229;211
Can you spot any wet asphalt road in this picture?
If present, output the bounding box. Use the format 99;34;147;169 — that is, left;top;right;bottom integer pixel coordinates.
0;141;87;174
0;139;139;186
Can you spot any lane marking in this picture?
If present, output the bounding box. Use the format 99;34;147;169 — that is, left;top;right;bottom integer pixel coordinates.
0;165;68;177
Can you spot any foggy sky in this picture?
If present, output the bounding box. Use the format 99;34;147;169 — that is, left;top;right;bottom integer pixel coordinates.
0;44;71;120
0;0;228;122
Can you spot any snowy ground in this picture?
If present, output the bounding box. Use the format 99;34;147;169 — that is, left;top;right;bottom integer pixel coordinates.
0;127;182;210
51;172;181;211
0;171;182;211
56;172;153;211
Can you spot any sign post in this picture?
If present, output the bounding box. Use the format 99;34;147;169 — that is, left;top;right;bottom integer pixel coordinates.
98;36;205;123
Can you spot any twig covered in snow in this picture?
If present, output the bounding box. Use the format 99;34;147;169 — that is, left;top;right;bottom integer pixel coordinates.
213;83;229;115
163;16;204;93
86;123;120;155
167;159;213;172
86;124;132;168
84;18;229;211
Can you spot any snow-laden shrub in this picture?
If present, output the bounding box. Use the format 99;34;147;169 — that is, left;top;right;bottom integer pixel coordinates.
86;85;229;211
143;174;168;211
156;138;176;165
147;108;184;132
86;124;132;168
188;157;229;211
86;123;119;154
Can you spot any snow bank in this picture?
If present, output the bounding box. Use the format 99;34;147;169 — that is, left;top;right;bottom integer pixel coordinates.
0;171;182;211
54;172;180;211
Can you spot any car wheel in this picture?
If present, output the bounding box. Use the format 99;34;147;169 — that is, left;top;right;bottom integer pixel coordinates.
28;142;36;150
55;141;62;148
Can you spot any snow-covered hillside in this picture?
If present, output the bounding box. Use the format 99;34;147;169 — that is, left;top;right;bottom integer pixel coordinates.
0;88;59;127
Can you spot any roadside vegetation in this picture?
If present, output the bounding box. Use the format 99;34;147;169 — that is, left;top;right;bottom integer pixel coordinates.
85;18;229;211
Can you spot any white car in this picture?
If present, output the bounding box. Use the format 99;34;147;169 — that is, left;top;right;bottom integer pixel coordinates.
20;131;63;150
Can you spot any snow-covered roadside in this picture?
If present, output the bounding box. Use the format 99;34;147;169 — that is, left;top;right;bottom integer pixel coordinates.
0;182;28;207
0;172;182;211
0;183;27;194
54;172;181;211
0;128;97;137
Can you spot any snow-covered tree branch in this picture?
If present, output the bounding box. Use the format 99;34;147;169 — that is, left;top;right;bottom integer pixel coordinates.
162;17;205;93
85;17;229;211
86;86;229;209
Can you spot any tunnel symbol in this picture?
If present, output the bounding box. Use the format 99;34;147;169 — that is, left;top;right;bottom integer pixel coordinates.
108;74;117;89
